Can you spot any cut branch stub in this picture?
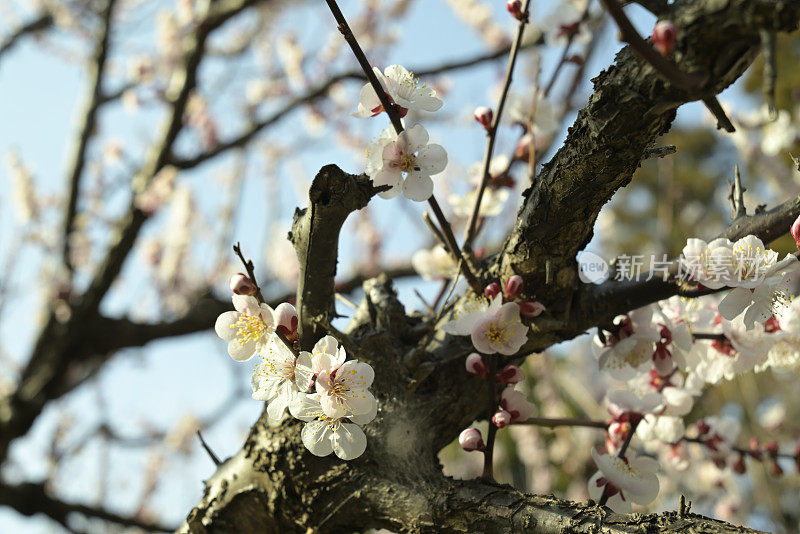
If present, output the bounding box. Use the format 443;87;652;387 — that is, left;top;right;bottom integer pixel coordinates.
290;164;384;350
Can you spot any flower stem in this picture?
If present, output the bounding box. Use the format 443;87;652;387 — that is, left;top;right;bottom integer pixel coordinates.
323;0;481;293
481;354;499;479
516;417;608;429
464;0;532;250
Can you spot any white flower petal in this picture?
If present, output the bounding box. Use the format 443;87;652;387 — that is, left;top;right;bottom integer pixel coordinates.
718;287;753;320
416;144;447;175
302;420;334;457
402;171;433;202
332;423;367;460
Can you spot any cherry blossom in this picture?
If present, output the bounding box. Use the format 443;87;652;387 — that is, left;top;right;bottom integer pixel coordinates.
214;295;276;361
470;297;529;355
289;393;376;460
588;449;660;513
352;65;442;119
411;245;458;280
316;359;376;419
366;124;448;201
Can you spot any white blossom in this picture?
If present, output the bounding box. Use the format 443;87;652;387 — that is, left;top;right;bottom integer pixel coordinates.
366;124;447;201
470;297;529;355
289;393;376;460
411;245;458;280
214;295;276;361
352;65;442;118
588;449;659;513
316;359;376;420
761;109;798;156
594;307;660;379
251;337;314;420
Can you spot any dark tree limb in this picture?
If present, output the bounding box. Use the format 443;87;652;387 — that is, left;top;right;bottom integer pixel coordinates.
0;13;53;61
0;481;176;533
181;1;800;532
290;165;385;350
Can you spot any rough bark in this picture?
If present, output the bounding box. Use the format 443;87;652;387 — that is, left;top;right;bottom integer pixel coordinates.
182;0;800;532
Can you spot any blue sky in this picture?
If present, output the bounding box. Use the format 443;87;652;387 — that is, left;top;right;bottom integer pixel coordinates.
0;0;757;531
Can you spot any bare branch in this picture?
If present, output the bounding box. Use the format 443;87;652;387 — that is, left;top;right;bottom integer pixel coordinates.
61;0;117;273
0;13;53;61
0;481;175;533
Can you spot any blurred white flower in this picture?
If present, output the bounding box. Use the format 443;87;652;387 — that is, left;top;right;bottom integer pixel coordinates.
411;245;458;280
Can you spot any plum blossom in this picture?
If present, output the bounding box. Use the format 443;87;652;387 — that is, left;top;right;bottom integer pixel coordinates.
594;307;660;379
214;295;276;361
500;384;534;423
251;337;314;420
588;449;660;513
507;91;560;138
366;124;447;201
441;296;494;336
274;302;299;342
411;245;458;280
695;415;740;459
636;415;685;445
289;393;376;460
352;65;443;119
758;299;800;371
448;156;511;218
539;3;592;48
470;297;529;355
761;110;798;156
316;359;376;420
459;428;485;451
680;237;735;289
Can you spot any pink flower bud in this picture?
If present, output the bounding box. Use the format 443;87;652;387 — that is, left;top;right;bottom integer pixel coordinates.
792;214;800;248
506;0;524;20
519;301;545;317
497;364;523;384
515;133;533;161
459;428;485;451
765;440;779;457
492;409;512;428
769;459;784;477
652;20;677;55
465;353;488;378
474;106;493;130
274;302;299;342
696;420;710;436
732;454;747;474
229;273;256;295
484;282;501;300
504;275;524;299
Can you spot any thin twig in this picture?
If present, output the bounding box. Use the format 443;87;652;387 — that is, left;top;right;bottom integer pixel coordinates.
599;0;703;91
760;29;777;119
481;354;499;479
323;0;481;293
702;96;735;133
644;145;677;159
733;164;746;219
196;430;221;466
515;416;609;429
464;0;532;250
61;0;117;273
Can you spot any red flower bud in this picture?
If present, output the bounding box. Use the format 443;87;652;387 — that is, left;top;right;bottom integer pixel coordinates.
519;301;546;318
465;353;488;378
748;437;763;460
765;440;779;457
652;20;677;55
274;302;299;342
504;275;524;299
459;428;485;451
791;213;800;248
484;282;501;300
229;273;256;295
492;409;512;428
732;454;747;474
696;420;710;436
769;459;784;477
473;106;493;130
506;0;524;20
497;364;524;384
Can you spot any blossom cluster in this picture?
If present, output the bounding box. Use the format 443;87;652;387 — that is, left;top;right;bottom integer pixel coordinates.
585;230;800;511
215;274;377;460
356;65;446;202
